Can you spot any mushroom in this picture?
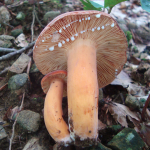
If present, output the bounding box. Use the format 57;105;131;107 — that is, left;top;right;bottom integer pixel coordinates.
33;11;127;146
41;70;71;144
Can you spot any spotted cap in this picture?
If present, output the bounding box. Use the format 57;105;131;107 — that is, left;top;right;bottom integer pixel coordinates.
41;70;67;97
33;10;127;88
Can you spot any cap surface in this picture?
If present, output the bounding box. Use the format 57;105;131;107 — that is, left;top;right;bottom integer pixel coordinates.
34;10;127;88
41;70;67;96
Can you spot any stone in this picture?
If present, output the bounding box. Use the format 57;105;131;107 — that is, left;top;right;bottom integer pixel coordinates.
125;94;140;110
23;137;46;150
0;35;15;41
8;73;28;90
0;6;10;24
86;143;112;150
0;39;12;48
15;110;41;132
118;23;128;32
44;11;61;24
11;29;23;38
107;128;145;150
16;12;26;21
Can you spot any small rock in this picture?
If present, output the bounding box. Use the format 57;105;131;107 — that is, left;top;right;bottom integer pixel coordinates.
118;23;128;32
107;128;145;150
127;22;137;29
0;35;15;48
87;143;112;150
125;94;140;110
8;73;28;90
11;29;23;38
0;39;12;48
0;6;10;24
23;137;46;150
16;12;26;21
0;35;15;41
44;11;61;24
15;110;41;132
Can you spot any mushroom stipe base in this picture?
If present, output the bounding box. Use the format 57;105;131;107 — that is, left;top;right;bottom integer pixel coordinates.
69;118;99;147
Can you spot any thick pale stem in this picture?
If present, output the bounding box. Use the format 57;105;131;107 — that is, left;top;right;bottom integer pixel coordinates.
67;39;99;143
44;79;71;143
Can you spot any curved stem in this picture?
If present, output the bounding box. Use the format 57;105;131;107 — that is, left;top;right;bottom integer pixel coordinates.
67;39;99;143
44;79;71;143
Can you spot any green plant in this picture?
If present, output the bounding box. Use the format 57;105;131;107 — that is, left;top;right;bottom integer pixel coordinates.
80;0;150;13
125;31;132;45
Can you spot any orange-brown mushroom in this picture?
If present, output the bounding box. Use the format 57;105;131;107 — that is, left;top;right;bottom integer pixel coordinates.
33;11;127;146
41;70;71;144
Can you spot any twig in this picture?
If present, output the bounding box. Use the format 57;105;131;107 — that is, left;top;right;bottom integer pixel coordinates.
0;67;10;75
9;92;25;150
31;6;35;42
34;9;45;28
0;48;17;53
2;22;14;29
141;94;150;122
0;41;35;61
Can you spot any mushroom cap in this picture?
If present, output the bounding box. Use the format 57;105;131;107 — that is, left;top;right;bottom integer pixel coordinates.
34;10;127;88
41;70;67;97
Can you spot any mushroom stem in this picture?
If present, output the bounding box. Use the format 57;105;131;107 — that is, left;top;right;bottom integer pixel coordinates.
44;78;71;143
67;39;99;144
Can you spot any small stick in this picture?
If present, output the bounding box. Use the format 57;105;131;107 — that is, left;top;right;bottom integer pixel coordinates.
0;41;35;61
0;48;17;53
0;67;10;75
9;92;25;150
31;6;35;42
141;94;150;122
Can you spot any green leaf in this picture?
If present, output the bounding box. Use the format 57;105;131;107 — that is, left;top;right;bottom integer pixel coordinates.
104;0;127;8
141;0;150;12
90;1;104;8
80;0;103;10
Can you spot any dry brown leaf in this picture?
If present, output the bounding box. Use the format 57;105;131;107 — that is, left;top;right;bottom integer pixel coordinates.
9;53;31;74
111;71;145;96
15;33;28;47
108;102;140;127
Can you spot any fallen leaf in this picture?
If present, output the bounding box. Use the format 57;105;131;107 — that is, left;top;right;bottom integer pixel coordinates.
111;71;146;96
9;53;31;74
15;33;28;47
108;102;140;127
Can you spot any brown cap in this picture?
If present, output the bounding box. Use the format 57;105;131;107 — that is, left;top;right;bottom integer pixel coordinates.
41;70;67;96
34;11;127;88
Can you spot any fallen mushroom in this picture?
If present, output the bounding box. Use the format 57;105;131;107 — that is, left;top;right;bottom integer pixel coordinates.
33;11;127;146
41;70;71;144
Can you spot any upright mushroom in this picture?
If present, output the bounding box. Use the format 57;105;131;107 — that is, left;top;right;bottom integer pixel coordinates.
41;70;71;144
33;11;127;146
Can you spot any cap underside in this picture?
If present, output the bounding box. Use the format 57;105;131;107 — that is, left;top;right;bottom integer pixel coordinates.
34;11;127;88
41;71;67;96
